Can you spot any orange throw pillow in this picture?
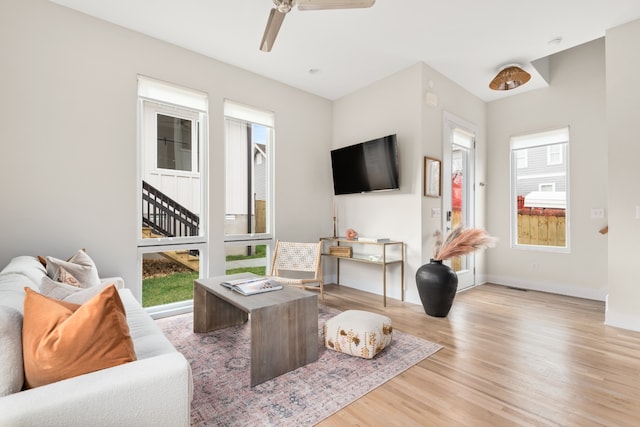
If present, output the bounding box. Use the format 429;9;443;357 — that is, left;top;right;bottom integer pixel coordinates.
22;285;137;389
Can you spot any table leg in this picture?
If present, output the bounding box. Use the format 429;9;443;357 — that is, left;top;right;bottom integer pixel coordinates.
249;294;318;386
193;282;248;333
383;262;387;307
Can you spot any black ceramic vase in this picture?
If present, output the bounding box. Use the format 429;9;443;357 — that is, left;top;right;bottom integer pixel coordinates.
415;259;458;317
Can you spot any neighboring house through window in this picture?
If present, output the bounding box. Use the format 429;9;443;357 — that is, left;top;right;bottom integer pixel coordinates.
516;150;528;168
224;100;274;274
511;127;570;251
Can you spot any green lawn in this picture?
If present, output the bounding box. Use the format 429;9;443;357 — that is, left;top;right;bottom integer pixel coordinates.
142;271;198;308
142;261;267;308
225;266;266;276
225;244;266;261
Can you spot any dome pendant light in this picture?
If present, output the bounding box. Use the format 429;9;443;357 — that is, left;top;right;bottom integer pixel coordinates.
489;64;531;91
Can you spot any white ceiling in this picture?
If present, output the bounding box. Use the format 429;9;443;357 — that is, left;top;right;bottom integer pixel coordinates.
49;0;640;102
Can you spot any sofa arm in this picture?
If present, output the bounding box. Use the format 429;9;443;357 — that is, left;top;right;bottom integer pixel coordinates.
100;276;125;289
0;353;192;427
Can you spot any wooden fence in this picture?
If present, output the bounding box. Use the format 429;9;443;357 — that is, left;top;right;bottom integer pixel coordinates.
517;197;566;246
255;200;266;233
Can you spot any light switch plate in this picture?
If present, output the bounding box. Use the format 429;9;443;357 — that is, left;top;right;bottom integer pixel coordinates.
591;208;605;219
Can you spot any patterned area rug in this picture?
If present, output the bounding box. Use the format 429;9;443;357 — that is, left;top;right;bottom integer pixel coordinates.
156;306;442;426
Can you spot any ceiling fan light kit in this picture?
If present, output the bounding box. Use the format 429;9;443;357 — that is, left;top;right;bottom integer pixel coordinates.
489;64;531;91
260;0;375;52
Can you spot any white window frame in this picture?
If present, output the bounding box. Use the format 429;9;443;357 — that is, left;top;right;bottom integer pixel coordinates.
539;183;556;192
510;127;570;253
137;243;207;319
547;144;563;165
154;110;199;174
137;76;209;247
223;100;274;249
136;76;209;316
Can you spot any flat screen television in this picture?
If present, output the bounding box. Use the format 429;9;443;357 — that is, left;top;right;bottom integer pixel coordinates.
331;134;399;195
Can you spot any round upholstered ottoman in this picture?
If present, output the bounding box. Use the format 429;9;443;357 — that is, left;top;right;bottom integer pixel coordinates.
323;310;393;359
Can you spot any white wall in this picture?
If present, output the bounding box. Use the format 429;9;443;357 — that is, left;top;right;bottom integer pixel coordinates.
332;63;486;305
486;39;608;301
419;65;488;283
0;0;333;299
605;19;640;331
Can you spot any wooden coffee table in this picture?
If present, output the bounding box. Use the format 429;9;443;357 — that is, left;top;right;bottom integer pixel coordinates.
193;273;319;386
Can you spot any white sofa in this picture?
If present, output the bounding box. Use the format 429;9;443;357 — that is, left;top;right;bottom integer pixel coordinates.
0;256;193;427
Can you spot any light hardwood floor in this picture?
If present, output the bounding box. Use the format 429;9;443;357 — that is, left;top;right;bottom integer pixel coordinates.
317;283;640;426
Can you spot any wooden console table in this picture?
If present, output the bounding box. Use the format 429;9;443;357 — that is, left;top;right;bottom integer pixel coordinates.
320;237;404;307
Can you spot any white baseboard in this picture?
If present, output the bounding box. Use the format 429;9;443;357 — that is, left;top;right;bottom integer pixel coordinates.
476;273;488;286
484;274;607;302
605;298;640;332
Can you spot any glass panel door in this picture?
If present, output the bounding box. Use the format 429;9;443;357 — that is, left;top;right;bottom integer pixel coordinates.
450;144;470;275
442;114;476;291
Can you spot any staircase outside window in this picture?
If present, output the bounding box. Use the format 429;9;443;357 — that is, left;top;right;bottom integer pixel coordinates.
137;76;208;317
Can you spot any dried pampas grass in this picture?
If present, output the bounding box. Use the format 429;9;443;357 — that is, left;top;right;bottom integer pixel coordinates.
432;225;497;261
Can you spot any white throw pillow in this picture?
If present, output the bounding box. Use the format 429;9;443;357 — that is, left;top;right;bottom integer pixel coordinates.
45;250;101;288
40;276;114;304
40;276;83;299
0;306;24;396
63;282;117;305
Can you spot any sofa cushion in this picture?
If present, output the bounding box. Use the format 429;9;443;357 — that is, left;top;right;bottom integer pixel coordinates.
118;289;178;360
45;250;100;288
0;273;38;314
22;285;137;389
0;256;47;287
0;306;23;397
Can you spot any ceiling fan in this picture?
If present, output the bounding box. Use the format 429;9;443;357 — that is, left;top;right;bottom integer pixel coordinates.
260;0;376;52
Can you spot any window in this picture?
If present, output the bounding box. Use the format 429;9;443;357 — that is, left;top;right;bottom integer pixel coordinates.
225;243;267;276
511;127;569;251
516;150;528;168
224;100;274;269
156;114;196;172
137;76;208;317
139;78;207;242
547;145;563;165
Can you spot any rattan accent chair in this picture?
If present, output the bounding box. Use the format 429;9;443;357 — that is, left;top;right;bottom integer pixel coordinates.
269;240;324;300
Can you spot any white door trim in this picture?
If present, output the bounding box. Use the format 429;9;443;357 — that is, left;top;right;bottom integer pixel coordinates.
442;111;477;290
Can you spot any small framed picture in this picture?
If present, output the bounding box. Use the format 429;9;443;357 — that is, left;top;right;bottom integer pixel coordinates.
423;156;441;198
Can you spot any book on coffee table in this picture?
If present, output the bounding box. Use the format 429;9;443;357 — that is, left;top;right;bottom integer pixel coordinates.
220;277;283;296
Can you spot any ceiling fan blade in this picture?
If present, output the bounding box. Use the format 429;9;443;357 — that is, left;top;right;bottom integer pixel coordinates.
260;8;287;52
297;0;375;11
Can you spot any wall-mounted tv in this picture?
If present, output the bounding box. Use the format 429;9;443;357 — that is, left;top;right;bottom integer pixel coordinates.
331;134;399;195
